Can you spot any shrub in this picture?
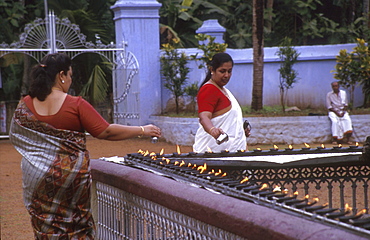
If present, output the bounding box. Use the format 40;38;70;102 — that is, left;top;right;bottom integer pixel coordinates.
160;38;190;114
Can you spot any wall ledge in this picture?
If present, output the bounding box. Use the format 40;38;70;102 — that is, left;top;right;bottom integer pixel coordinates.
91;159;369;240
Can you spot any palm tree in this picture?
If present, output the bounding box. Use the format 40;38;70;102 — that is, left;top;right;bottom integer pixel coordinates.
251;0;264;111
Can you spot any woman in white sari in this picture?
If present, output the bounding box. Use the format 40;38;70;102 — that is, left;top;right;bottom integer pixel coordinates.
193;53;249;153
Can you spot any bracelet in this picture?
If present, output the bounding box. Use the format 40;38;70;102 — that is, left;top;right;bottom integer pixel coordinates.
138;126;144;138
209;127;215;133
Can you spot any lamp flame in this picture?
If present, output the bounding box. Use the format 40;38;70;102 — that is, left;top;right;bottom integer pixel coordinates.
321;143;325;148
288;144;293;149
214;169;223;176
259;183;268;190
179;160;185;167
345;203;352;213
355;209;367;217
274;145;279;150
273;186;281;192
240;177;249;184
304;143;310;148
176;145;181;154
159;148;164;155
356;142;359;147
197;163;207;173
207;146;212;153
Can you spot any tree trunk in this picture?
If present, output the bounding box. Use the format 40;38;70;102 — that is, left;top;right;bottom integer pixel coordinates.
265;0;274;33
21;55;31;97
175;96;179;114
251;0;264;111
280;86;285;112
364;0;369;41
350;84;355;109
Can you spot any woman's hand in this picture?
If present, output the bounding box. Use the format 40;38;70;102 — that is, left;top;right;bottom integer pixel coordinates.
142;124;161;137
209;127;224;139
198;111;224;139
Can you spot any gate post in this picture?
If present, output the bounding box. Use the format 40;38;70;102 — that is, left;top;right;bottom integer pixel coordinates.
111;0;162;125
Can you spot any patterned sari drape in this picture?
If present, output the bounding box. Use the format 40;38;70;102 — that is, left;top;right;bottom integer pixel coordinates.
10;100;95;240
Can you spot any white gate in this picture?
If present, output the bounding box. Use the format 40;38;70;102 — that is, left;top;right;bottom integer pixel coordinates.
0;12;140;125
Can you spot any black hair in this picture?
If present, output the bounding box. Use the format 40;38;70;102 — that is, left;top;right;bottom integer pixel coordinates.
200;52;234;87
29;53;72;101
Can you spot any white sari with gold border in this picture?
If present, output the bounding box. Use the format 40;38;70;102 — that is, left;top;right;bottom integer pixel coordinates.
193;88;247;153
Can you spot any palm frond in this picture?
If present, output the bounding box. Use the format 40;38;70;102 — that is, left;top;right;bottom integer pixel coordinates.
79;64;108;104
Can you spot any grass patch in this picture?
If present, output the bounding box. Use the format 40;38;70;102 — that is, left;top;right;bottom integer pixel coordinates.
242;105;328;117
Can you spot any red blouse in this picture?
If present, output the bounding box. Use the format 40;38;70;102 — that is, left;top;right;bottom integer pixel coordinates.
24;95;109;137
197;83;231;113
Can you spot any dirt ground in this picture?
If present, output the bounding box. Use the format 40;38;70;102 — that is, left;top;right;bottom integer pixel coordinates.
0;136;360;239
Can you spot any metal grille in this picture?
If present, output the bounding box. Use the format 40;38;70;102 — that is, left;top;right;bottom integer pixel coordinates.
95;182;245;240
151;148;369;214
0;12;141;125
226;160;370;213
120;148;370;237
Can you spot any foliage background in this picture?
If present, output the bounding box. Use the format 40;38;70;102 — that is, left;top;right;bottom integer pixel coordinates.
157;0;369;48
0;0;369;109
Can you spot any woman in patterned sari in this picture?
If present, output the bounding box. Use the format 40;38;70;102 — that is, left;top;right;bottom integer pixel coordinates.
9;53;161;239
193;52;249;153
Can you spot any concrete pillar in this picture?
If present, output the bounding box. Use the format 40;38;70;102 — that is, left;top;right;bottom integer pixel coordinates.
196;19;226;44
111;0;162;125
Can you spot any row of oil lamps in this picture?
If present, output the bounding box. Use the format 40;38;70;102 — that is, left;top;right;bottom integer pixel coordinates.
132;150;369;225
135;142;362;159
251;142;360;153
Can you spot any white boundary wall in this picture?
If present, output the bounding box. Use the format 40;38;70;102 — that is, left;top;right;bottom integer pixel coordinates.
161;43;366;113
150;115;370;147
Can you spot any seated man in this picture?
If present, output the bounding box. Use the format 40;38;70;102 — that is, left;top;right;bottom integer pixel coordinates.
326;81;353;144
